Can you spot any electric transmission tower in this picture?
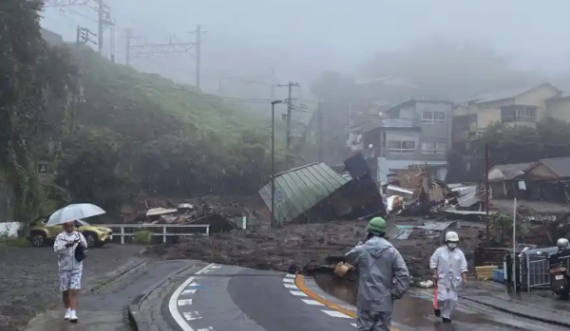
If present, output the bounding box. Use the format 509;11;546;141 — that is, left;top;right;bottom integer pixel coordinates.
124;25;206;90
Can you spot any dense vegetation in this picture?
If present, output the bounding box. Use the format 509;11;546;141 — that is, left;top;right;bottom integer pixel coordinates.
2;1;284;218
447;117;570;182
1;0;78;220
57;48;285;211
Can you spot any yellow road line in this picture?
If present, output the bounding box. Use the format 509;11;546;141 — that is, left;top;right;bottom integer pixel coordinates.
294;274;404;331
295;274;357;318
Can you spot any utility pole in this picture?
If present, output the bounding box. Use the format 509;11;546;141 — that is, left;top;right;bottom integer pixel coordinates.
97;0;104;53
47;0;113;56
485;143;490;237
316;102;323;160
271;100;284;227
124;28;132;66
76;25;97;48
193;25;202;90
277;82;300;156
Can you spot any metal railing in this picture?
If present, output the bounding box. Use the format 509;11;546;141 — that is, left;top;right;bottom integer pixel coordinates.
520;254;570;292
92;223;210;244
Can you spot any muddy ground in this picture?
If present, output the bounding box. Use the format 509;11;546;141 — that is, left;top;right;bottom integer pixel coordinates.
161;218;482;281
0;245;144;331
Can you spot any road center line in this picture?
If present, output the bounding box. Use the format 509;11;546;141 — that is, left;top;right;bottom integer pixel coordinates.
169;263;215;331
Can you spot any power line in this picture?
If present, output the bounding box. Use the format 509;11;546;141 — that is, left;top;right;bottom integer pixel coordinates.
123;25;206;90
44;0;114;56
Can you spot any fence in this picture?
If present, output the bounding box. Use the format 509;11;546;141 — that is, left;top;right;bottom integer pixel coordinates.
92;223;210;244
516;253;570;292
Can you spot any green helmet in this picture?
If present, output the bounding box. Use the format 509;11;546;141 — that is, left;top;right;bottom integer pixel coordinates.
368;217;387;234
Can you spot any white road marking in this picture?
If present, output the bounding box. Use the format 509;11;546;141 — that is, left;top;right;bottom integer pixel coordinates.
350;323;357;327
284;284;298;289
168;263;216;331
188;282;200;287
182;289;197;295
283;278;295;283
210;265;221;269
301;299;325;306
285;273;296;278
197;328;216;331
183;311;202;321
290;290;308;297
178;299;193;306
322;310;352;318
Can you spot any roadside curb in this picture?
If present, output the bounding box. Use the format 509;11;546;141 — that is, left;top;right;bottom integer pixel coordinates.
128;260;206;331
88;247;149;293
459;295;570;328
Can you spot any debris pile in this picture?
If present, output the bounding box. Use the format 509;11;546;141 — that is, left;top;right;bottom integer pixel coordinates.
119;195;264;231
160;217;482;279
382;165;486;220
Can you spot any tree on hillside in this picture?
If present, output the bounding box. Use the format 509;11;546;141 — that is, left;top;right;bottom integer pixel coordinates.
360;38;543;100
50;47;287;210
0;0;77;219
447;118;570;182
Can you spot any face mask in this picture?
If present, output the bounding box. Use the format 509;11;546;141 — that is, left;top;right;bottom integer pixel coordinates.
447;243;457;250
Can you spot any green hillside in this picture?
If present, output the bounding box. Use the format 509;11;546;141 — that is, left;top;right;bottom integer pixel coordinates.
53;47;283;210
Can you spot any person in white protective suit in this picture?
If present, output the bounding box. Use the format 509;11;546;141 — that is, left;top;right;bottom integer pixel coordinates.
429;231;468;323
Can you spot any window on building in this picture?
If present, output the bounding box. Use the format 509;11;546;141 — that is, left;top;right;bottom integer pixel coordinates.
421;142;447;154
421;111;446;124
501;105;537;122
387;140;416;153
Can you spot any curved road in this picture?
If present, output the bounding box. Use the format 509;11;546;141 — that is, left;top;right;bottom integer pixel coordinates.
166;264;568;331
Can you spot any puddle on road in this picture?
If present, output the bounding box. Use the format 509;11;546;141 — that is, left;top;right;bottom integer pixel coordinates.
314;272;514;329
314;272;357;305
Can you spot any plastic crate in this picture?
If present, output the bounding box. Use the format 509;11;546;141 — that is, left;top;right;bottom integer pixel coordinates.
493;269;505;283
475;265;497;280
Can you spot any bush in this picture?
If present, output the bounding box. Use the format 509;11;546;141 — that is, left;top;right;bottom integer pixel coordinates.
133;229;153;245
0;231;29;248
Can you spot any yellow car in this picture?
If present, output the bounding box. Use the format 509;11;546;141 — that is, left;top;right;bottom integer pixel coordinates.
29;217;113;248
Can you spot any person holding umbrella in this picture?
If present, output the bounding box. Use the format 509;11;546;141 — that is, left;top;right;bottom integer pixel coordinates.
48;203;106;323
54;220;87;322
344;217;410;331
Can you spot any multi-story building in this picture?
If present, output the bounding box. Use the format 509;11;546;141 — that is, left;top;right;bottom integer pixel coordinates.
452;83;561;141
348;99;453;183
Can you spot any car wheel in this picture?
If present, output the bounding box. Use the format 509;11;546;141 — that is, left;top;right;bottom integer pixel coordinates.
31;233;46;247
84;233;96;248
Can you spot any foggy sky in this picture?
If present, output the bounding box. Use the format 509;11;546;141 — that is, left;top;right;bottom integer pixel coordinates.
41;0;570;95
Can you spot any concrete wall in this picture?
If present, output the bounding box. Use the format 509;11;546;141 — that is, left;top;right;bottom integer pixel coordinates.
417;101;452;161
0;222;21;237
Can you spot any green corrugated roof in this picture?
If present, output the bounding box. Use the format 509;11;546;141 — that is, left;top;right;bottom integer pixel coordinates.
259;162;348;224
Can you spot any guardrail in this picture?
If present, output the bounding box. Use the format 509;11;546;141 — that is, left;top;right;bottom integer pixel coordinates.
92;223;210;244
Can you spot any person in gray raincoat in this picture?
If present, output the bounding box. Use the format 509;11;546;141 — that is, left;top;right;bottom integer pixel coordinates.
345;217;410;331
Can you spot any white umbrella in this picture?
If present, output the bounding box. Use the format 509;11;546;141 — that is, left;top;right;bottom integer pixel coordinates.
47;203;106;226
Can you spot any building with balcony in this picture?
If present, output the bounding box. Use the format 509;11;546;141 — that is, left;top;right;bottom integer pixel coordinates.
452;83;562;142
348;99;453;183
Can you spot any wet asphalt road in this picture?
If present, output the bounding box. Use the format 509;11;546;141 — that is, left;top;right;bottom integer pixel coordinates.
317;274;569;331
165;264;570;331
24;259;193;331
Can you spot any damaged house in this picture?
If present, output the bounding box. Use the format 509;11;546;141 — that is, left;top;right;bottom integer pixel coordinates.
347;99;453;184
